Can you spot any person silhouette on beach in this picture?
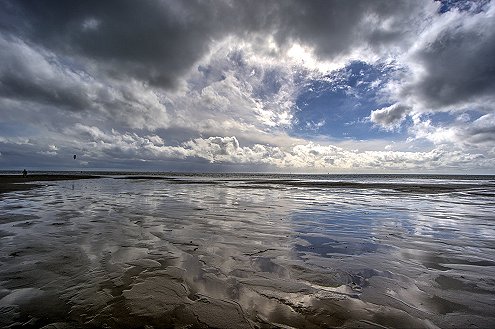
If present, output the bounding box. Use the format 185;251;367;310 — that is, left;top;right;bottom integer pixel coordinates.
22;169;27;178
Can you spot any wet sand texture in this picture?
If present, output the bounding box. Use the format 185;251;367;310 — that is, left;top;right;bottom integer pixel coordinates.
0;175;100;194
0;175;494;328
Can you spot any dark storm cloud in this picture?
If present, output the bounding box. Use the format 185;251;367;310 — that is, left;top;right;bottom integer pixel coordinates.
1;0;268;88
2;1;194;87
0;33;169;129
463;114;495;144
467;125;495;144
1;0;428;89
0;35;102;120
400;4;495;110
273;0;423;58
0;42;91;111
0;73;91;111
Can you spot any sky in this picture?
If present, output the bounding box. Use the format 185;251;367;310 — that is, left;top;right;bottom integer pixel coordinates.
0;0;494;173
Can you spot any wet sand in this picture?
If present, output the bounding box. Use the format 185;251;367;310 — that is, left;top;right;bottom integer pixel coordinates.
0;175;100;194
0;175;494;328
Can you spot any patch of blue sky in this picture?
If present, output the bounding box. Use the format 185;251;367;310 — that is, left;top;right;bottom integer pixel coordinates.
290;61;407;141
436;0;491;14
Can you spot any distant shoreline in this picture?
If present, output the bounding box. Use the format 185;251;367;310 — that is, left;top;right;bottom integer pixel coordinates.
0;174;100;194
1;170;494;178
1;172;493;196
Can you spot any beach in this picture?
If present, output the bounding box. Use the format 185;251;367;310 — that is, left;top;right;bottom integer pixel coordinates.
0;174;100;194
0;173;494;328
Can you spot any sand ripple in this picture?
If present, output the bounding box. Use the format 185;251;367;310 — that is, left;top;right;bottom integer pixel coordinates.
0;176;494;328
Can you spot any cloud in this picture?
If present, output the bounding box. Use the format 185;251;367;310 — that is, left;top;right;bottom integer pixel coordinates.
184;136;241;163
0;35;169;130
370;103;411;130
46;125;495;171
274;1;436;60
2;120;493;172
0;32;308;149
4;0;232;88
0;35;94;111
467;113;495;144
0;0;494;172
2;0;437;88
393;2;495;112
410;112;495;147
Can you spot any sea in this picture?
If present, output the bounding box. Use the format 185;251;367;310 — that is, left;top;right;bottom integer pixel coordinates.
0;173;494;328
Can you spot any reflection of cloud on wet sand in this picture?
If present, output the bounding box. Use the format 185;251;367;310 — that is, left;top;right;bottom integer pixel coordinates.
0;176;494;328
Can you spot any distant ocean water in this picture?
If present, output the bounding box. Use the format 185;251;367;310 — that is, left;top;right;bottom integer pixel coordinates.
2;170;495;188
0;173;494;328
